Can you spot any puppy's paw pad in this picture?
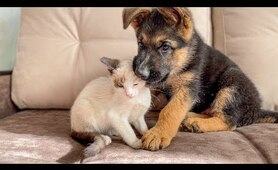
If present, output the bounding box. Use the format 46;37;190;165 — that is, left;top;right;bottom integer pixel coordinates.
142;129;170;151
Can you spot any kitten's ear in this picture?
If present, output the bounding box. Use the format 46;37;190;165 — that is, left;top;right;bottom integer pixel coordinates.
100;57;120;74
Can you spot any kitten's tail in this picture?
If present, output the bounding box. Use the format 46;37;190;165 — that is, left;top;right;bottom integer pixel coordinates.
83;135;112;158
255;110;278;123
70;131;112;160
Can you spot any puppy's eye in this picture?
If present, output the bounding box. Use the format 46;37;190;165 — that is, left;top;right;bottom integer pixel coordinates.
133;83;138;86
138;42;144;49
161;44;170;52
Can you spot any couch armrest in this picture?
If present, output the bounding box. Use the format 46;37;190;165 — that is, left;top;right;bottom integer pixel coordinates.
0;73;18;119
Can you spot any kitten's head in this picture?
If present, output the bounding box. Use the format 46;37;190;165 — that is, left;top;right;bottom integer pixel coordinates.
100;57;146;98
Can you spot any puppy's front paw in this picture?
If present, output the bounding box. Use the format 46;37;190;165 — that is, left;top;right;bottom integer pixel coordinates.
142;128;171;151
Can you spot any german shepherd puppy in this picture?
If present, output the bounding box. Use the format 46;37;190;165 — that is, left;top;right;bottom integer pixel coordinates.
123;7;278;151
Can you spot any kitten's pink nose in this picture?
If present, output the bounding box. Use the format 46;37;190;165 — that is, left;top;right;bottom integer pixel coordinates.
125;88;135;98
126;91;134;98
126;93;134;98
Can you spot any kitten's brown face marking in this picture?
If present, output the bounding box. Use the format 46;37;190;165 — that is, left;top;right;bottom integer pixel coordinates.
103;58;147;98
113;77;125;88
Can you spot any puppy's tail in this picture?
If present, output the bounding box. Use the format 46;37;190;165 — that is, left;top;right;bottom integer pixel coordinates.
255;110;278;123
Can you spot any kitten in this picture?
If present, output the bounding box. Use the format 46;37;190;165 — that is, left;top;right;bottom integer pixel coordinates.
70;57;151;158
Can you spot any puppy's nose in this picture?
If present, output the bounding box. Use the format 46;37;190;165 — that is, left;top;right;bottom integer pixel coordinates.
136;66;150;80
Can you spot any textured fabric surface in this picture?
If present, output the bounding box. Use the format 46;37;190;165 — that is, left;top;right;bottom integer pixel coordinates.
0;110;277;163
0;75;17;119
236;125;278;163
0;110;83;163
212;8;278;111
12;7;212;109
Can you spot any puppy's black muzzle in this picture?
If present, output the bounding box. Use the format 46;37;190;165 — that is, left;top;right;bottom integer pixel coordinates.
134;65;150;81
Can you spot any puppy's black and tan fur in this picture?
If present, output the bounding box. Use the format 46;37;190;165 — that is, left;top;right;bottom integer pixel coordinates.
123;7;278;151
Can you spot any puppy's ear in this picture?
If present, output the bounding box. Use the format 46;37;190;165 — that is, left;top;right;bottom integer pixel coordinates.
157;7;192;28
122;7;151;30
100;57;120;74
157;7;193;40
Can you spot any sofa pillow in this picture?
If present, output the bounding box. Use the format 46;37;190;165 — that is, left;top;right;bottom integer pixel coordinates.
12;7;212;109
212;8;278;111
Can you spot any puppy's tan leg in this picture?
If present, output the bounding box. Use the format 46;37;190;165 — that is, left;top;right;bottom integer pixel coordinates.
183;116;235;133
185;112;211;119
142;87;193;151
184;87;236;133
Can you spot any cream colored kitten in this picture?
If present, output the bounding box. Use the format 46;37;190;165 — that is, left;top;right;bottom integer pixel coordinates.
70;57;151;158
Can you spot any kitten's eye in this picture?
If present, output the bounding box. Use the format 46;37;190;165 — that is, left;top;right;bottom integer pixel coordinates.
133;83;138;86
118;84;124;88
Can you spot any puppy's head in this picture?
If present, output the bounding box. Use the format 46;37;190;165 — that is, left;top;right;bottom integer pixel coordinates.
123;7;194;86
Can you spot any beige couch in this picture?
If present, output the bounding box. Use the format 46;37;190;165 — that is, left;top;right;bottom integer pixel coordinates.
0;7;278;163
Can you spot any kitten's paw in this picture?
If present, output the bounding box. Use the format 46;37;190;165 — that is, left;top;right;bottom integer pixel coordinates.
139;128;148;136
130;139;142;149
100;135;112;145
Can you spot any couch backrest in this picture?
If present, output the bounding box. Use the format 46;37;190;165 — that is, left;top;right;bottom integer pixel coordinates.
12;7;212;109
213;8;278;111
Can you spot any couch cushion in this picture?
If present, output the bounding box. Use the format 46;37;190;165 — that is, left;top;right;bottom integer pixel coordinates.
212;8;278;111
236;124;278;163
12;7;212;109
0;75;17;119
0;110;277;163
